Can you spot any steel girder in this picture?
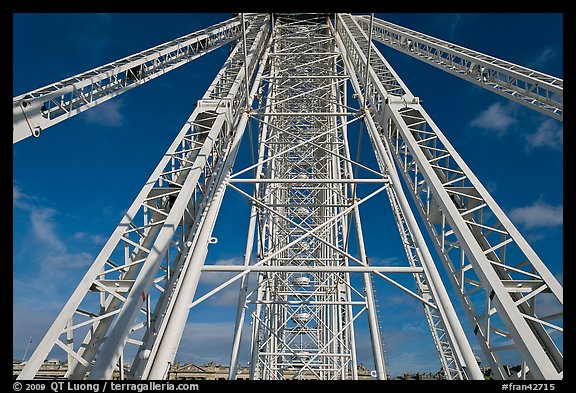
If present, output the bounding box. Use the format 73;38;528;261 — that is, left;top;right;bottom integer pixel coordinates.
337;13;562;380
17;13;271;380
14;13;563;382
13;14;260;144
233;14;388;380
334;14;483;381
223;15;398;379
354;15;563;122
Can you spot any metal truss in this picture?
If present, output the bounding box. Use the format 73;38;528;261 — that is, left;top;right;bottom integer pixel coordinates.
12;14;259;144
223;14;389;380
334;14;483;381
336;13;563;380
14;13;563;382
17;13;271;380
353;15;563;122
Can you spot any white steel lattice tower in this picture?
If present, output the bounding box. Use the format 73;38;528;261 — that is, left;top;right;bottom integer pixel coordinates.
228;15;387;380
14;13;563;381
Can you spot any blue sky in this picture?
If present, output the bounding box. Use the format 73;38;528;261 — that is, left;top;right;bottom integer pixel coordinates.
13;13;563;378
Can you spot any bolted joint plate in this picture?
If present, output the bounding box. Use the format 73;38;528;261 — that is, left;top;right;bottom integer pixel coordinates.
384;94;420;106
196;98;233;122
13;99;44;141
197;98;233;112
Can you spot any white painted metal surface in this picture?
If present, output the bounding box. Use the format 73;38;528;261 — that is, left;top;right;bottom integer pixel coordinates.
354;15;563;121
234;14;388;379
17;14;271;380
12;15;254;144
334;14;482;380
336;13;562;380
14;13;562;381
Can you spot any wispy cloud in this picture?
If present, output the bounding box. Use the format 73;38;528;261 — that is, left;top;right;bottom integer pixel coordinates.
13;184;22;202
431;14;478;40
447;14;464;38
376;291;423;317
470;102;563;153
370;257;402;266
535;293;562;323
201;257;243;284
528;46;557;69
469;102;518;136
14;184;41;209
199;257;251;307
14;186;95;270
400;321;426;333
388;350;442;375
74;231;108;245
525;118;563;152
29;207;65;253
356;323;440;376
13;186;95;359
486;181;498;193
74;14;117;64
176;320;251;366
509;201;563;229
83;99;125;127
13;186;108;359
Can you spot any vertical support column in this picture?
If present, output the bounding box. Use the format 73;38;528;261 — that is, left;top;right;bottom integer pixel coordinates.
333;14;485;380
228;82;272;380
145;32;271;379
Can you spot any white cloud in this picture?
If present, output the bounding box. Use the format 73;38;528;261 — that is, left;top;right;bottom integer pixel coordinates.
525;118;563;151
13;185;22;202
377;293;421;313
12;187;109;360
509;201;563;229
431;14;478;40
469;102;517;135
469;102;563;153
524;232;547;243
201;257;244;284
369;257;402;266
45;252;94;269
401;321;426;333
528;46;557;69
29;208;66;253
83;99;125;127
74;231;108;245
23;206;94;269
13;186;97;272
199;257;252;307
90;234;108;244
486;181;498;193
176;320;252;366
14;184;38;210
